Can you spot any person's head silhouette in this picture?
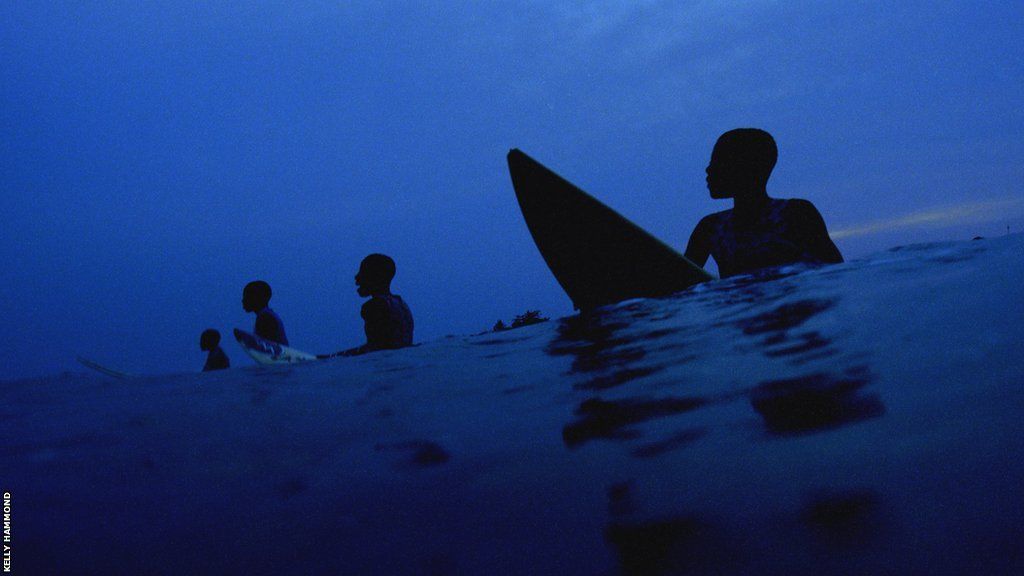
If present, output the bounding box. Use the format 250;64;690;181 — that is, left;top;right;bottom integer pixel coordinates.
355;254;396;297
705;128;777;200
242;280;272;313
199;329;221;351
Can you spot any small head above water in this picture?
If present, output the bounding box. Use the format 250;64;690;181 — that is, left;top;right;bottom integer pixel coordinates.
200;328;221;351
356;254;396;297
242;280;272;313
705;128;777;199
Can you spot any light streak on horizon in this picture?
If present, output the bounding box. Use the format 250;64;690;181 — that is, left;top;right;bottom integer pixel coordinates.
830;198;1024;240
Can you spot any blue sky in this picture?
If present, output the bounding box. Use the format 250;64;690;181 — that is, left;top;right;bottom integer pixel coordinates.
2;1;1022;379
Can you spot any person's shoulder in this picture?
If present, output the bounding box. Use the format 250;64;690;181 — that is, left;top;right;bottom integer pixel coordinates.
781;198;819;213
698;209;730;228
779;199;834;236
392;294;412;313
361;296;388;317
774;197;821;219
258;307;284;325
697;209;731;237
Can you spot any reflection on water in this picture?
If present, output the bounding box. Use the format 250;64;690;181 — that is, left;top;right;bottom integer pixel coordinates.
374;440;451;467
802;489;883;548
541;269;892;573
562;397;707;448
605;512;736;576
547;314;663;395
630;427;707;459
750;369;884;435
735;299;835;335
732;298;841;365
573;367;662;391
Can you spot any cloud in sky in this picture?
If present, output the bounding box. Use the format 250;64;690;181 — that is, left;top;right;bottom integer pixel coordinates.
831;198;1024;240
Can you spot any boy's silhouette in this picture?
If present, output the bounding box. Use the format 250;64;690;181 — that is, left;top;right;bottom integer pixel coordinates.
200;329;230;372
242;280;289;345
685;129;843;278
334;254;414;356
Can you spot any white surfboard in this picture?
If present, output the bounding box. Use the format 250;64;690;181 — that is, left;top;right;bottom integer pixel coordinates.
233;328;318;365
77;356;135;379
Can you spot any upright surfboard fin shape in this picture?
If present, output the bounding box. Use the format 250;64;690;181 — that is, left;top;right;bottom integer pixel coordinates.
507;149;713;311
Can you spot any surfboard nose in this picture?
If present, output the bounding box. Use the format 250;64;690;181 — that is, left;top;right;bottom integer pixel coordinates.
507;150;712;311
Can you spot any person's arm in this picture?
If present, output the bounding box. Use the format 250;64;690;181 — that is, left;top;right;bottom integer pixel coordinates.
202;349;222;371
254;313;273;341
789;200;843;264
315;303;387;359
361;298;390;351
255;312;288;345
684;215;714;268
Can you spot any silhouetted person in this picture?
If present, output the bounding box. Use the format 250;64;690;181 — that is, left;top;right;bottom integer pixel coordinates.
685;129;843;278
242;280;289;345
200;329;230;372
339;254;414;356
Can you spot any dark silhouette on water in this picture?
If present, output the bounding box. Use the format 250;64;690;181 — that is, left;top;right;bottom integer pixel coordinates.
324;254;414;357
242;280;289;345
199;329;230;372
685;129;843;278
492;310;549;332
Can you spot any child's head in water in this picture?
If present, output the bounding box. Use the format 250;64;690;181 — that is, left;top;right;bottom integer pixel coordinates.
199;329;221;351
705;128;777;199
355;254;396;297
242;280;272;312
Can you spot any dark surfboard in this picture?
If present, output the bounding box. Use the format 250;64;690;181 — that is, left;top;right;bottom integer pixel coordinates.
507;149;714;311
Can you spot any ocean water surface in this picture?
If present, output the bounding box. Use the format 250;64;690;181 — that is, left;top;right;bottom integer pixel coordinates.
3;234;1023;574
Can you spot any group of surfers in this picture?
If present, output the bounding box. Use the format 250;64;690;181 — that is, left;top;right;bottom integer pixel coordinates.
199;128;843;371
199;254;413;371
